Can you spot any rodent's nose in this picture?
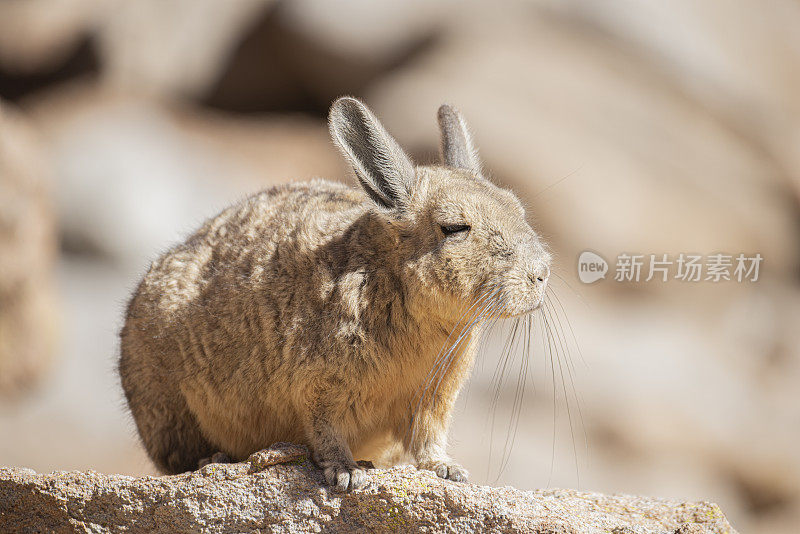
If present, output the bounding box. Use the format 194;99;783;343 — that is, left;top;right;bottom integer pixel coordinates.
529;263;550;285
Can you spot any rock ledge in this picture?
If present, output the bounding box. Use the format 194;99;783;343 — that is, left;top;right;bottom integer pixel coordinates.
0;443;737;533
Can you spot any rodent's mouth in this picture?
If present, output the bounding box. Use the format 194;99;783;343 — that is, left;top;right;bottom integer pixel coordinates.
498;300;543;319
498;296;544;319
469;284;544;320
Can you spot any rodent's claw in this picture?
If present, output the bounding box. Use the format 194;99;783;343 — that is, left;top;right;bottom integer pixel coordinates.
324;463;367;492
420;460;469;483
445;464;469;483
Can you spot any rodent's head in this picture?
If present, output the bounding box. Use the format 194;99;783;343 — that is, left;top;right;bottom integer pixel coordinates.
329;97;551;320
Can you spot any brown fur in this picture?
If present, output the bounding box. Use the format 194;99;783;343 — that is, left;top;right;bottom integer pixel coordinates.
119;97;551;491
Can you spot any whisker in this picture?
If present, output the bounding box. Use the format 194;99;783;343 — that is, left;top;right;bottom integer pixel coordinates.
408;287;504;444
465;295;505;403
412;276;584;489
496;313;533;480
544;294;577;382
550;271;588;307
406;286;499;444
428;298;509;468
488;316;522;419
545;293;589;471
429;296;506;405
416;287;498;397
542;299;581;487
486;315;521;479
548;287;587;369
542;305;558;488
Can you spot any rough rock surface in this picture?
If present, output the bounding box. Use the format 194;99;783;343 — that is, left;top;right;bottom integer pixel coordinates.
0;443;737;533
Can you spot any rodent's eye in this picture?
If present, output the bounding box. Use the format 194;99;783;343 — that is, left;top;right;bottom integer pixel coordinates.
440;224;471;236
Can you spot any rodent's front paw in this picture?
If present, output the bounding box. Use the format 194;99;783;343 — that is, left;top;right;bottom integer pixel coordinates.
322;462;367;492
419;459;469;483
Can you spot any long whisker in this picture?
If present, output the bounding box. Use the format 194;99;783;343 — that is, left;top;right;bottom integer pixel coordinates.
407;287;502;444
542;298;580;487
544;293;576;381
415;275;584;489
542;304;558;488
429;296;507;408
550;271;585;302
406;288;496;443
486;315;519;479
433;295;504;384
424;296;507;462
496;313;532;480
488;317;521;420
464;297;505;403
548;287;587;368
414;287;498;403
545;292;589;470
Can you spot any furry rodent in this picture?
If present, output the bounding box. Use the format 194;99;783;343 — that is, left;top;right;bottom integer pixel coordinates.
119;97;551;491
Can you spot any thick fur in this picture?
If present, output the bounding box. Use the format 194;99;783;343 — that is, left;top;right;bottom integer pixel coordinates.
119;98;551;491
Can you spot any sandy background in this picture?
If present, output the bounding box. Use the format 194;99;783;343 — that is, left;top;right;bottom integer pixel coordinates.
1;2;799;532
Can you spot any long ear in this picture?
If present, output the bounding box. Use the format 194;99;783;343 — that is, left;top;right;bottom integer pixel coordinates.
437;104;482;175
329;97;415;211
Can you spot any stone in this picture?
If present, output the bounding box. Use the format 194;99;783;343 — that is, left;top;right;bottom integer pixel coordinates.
0;0;100;72
0;443;738;533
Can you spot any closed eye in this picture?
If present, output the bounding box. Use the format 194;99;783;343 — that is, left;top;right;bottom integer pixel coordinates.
441;224;471;236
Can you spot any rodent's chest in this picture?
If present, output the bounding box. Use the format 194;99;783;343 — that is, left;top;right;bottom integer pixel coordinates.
339;338;479;427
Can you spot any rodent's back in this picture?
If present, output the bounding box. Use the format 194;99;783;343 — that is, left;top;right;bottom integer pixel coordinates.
135;180;366;318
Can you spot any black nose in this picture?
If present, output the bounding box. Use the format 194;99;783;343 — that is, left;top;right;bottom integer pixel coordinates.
530;264;550;284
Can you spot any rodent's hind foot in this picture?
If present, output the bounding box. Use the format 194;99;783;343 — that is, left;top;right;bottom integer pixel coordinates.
321;461;367;492
197;451;231;470
419;459;469;483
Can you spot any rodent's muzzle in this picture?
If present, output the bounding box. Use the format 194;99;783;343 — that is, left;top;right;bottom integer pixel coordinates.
519;253;551;313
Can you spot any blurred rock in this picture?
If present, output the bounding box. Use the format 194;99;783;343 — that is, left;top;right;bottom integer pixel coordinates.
281;0;450;63
0;2;100;104
0;102;57;396
0;255;158;476
0;0;264;104
200;1;441;114
0;0;444;115
26;85;346;269
96;0;271;100
0;0;101;73
543;0;800;199
0;443;738;534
